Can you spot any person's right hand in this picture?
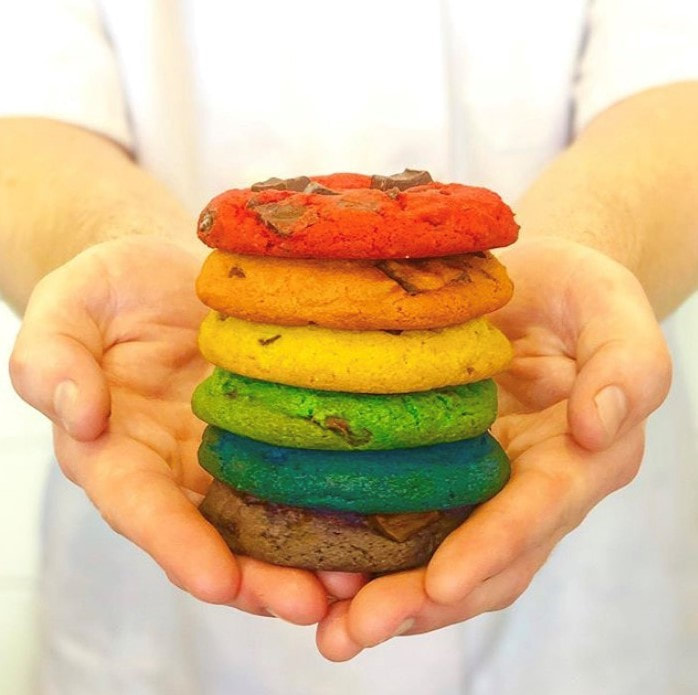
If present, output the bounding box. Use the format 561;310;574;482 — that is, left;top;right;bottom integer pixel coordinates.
9;235;364;621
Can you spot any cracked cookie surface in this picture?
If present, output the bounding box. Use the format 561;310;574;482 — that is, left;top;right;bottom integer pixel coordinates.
192;368;498;450
197;312;513;393
197;173;519;259
199;481;473;573
196;249;513;330
198;426;511;514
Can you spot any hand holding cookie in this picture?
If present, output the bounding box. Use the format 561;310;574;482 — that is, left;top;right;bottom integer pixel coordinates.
9;236;347;623
314;237;671;660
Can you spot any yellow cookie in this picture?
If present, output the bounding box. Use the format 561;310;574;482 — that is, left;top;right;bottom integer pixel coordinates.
198;312;512;393
196;250;513;330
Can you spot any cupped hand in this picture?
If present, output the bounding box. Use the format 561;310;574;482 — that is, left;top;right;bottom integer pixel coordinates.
9;236;364;621
315;237;672;660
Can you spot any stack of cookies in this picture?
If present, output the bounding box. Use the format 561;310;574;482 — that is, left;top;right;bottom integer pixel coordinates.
192;170;518;573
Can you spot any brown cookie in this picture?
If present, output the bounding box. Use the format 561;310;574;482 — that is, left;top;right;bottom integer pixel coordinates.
200;480;472;573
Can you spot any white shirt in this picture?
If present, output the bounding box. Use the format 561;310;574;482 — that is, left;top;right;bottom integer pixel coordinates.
0;1;697;693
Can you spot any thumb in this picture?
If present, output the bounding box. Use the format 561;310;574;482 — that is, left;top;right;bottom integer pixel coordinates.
9;265;111;441
568;268;672;451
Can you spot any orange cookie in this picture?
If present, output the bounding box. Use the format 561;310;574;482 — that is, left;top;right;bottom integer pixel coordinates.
196;250;513;330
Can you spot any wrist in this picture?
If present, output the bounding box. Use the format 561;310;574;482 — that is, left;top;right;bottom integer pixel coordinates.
513;148;642;272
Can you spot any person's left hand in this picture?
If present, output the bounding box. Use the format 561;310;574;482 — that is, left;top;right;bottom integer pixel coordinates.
315;237;672;660
9;235;365;621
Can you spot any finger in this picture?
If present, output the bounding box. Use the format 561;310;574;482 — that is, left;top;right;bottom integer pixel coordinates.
424;462;579;606
315;600;364;662
567;264;671;450
339;570;425;648
331;544;553;649
491;400;568;461
411;544;552;635
233;556;329;625
10;265;111;440
426;419;645;606
316;571;370;600
55;428;241;604
56;428;331;620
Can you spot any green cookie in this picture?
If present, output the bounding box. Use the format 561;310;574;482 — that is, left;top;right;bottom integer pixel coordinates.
199;426;510;514
193;368;497;450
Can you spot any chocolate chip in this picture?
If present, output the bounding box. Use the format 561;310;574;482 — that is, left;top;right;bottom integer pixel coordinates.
258;334;282;346
367;511;442;543
438;258;473;283
336;199;380;212
251;177;284;192
253;202;308;236
323;416;372;447
251;176;311;192
303;181;340;195
198;209;215;234
227;265;246;278
374;260;422;295
370;168;433;192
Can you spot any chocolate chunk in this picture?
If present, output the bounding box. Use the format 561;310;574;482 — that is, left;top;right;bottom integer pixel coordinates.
439;258;473;284
251;177;285;192
370;168;433;192
336;199;380;212
198;209;215;234
201;481;472;573
258;334;282;346
251;176;311;192
475;267;497;282
367;511;442;543
253;202;308;236
374;260;423;295
227;265;246;278
304;181;340;195
323;416;372;447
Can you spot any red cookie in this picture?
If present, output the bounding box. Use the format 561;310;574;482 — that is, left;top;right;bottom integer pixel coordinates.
197;170;519;259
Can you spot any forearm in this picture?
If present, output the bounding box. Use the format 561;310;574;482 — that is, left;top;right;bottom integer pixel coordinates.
516;81;698;318
0;117;194;312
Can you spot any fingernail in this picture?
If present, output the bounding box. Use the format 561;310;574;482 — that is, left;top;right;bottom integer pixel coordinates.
53;380;79;433
594;385;628;442
391;618;415;637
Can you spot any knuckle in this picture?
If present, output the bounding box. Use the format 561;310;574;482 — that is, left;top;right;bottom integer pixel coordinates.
98;502;127;539
654;346;673;398
633;341;672;406
56;458;79;485
532;467;587;537
493;574;530;611
8;346;31;391
615;431;646;489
